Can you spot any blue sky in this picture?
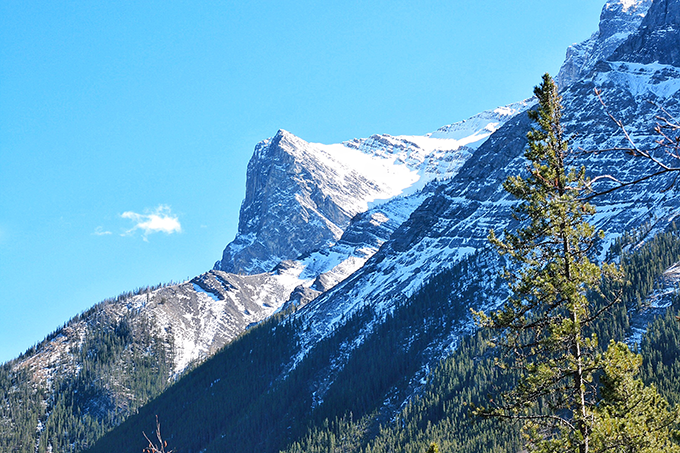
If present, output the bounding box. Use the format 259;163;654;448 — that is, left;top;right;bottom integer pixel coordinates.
0;0;605;363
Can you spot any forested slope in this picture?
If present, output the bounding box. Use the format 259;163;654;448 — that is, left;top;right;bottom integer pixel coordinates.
284;227;680;453
88;227;680;453
0;291;174;453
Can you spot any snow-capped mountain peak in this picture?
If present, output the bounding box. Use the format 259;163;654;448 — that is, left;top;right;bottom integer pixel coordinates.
215;102;529;276
557;0;652;88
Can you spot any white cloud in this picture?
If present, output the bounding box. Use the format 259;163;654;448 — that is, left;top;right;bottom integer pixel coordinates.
93;226;112;236
121;205;182;240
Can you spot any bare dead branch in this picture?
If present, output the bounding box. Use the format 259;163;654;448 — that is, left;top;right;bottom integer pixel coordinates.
143;415;174;453
476;410;577;432
583;89;680;198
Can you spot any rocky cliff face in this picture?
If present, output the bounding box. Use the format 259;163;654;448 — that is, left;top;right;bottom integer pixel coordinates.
214;104;528;276
610;0;680;65
557;0;652;88
215;129;415;275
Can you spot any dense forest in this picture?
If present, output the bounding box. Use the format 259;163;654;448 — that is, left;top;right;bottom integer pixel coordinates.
0;287;175;453
3;222;680;453
84;225;680;453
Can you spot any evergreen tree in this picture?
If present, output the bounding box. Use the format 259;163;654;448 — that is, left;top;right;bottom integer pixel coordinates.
473;73;622;453
590;341;680;453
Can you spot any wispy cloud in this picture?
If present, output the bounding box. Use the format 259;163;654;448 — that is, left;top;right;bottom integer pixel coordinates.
121;205;182;240
93;226;112;236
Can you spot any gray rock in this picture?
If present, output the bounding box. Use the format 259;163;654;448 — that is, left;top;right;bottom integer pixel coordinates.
558;0;652;88
610;0;680;65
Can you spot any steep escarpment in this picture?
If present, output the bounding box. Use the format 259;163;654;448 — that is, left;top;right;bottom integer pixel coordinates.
610;0;680;65
215;105;526;276
558;0;652;87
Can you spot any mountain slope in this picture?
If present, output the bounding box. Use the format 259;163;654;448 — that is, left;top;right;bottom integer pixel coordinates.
86;0;680;452
86;227;680;453
8;0;680;452
0;99;526;453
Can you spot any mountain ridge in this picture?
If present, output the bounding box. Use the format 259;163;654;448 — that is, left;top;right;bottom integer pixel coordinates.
4;0;680;452
0;95;531;453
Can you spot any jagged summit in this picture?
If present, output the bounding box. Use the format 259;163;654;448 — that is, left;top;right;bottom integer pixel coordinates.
214;128;422;275
557;0;652;88
610;0;680;65
214;103;528;275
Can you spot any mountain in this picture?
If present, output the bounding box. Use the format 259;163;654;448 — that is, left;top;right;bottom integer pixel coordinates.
0;87;528;452
87;0;680;451
6;0;680;452
557;0;652;87
157;99;530;370
215;103;530;276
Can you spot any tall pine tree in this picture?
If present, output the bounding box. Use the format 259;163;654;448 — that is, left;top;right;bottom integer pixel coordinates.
475;73;680;453
474;73;621;453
